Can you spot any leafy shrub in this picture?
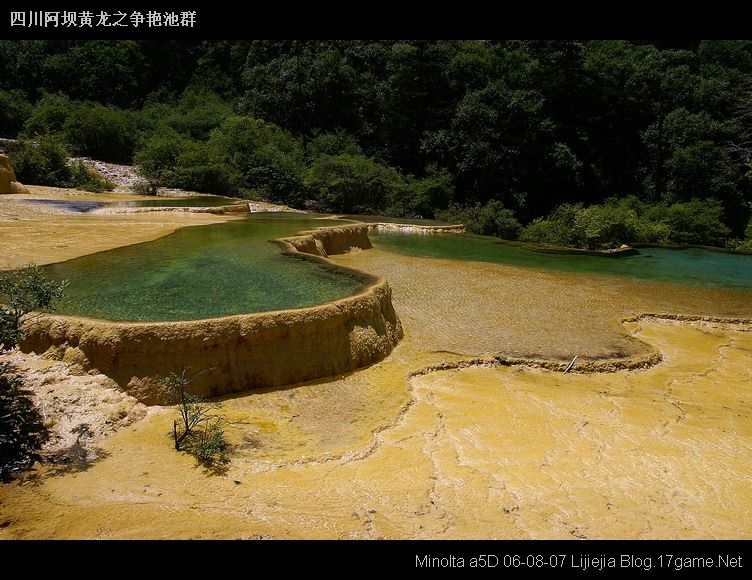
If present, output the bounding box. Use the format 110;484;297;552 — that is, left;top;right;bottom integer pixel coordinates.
165;89;234;140
394;166;454;218
666;141;737;203
11;138;71;187
159;369;229;471
63;103;138;163
304;153;403;213
134;127;191;191
306;130;362;159
0;265;65;479
21;93;75;137
67;160;115;192
573;205;639;249
10;139;114;192
733;221;752;251
519;218;565;246
521;197;731;249
663;198;731;245
0;265;68;352
135;129;240;195
633;219;670;244
209;116;305;204
438;200;521;238
170;163;240;196
190;418;228;466
519;203;583;246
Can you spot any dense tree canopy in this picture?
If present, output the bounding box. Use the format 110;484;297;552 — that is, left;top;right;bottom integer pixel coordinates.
1;39;751;246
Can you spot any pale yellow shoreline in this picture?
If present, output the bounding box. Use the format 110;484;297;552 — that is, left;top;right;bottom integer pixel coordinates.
0;185;241;269
1;188;751;539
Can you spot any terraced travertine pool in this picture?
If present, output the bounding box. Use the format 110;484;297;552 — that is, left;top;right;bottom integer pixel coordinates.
44;214;365;321
42;215;752;323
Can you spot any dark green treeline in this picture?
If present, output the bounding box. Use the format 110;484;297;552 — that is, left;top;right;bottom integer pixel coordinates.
1;40;751;246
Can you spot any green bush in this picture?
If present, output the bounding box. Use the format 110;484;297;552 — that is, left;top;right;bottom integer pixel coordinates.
209;116;305;204
63;103;138;163
666;141;737;203
519;203;582;246
134;127;191;188
21;93;75;137
633;219;670;244
135;128;240;195
306;130;362;159
0;265;65;479
67;160;115;192
0;264;67;352
663;198;731;245
519;218;565;246
10;139;114;192
573;205;639;249
520;197;731;249
0;90;32;138
304;153;404;213
394;166;454;218
137;91;177;133
165;89;234;140
730;220;752;251
438;200;521;238
159;369;229;472
170;163;240;196
11;138;71;187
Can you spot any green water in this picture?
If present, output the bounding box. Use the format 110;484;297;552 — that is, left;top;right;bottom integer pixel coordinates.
45;214;364;322
372;231;752;293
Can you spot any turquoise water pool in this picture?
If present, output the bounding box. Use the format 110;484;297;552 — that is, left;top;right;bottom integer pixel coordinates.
44;214;364;321
372;231;752;293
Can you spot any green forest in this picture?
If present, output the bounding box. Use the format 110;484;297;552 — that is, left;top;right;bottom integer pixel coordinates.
1;40;751;250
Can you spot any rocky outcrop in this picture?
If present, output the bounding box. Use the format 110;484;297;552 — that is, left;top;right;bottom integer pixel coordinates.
20;224;402;404
0;154;29;195
279;224;373;257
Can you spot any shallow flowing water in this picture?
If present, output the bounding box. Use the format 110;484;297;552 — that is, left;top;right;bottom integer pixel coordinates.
373;231;752;293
